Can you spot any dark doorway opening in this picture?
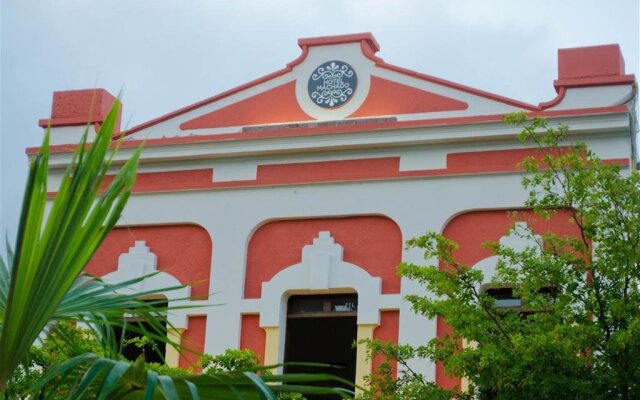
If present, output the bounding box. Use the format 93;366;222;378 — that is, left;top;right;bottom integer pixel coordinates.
113;299;168;364
284;294;358;400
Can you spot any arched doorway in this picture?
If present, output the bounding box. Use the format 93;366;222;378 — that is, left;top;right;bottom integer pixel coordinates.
284;294;358;398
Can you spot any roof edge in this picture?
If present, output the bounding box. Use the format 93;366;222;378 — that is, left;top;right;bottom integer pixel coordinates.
33;105;628;156
298;32;380;53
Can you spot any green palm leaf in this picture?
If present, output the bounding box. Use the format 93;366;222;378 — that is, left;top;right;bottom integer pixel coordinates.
35;355;264;399
0;100;354;399
0;100;140;389
53;273;192;359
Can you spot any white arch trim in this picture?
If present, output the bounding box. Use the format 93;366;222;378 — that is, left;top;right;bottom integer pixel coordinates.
259;231;399;328
102;240;192;328
472;222;542;288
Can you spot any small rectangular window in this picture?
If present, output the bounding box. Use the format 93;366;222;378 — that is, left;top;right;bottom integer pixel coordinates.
484;287;522;309
287;294;358;318
483;285;557;314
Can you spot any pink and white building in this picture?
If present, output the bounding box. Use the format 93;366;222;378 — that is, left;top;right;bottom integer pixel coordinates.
34;33;637;391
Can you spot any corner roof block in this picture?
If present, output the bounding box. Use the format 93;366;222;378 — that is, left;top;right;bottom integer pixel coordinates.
39;89;120;128
554;44;635;92
37;88;122;146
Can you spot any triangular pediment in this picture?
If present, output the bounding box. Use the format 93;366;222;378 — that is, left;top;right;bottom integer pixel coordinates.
180;81;313;130
349;76;468;118
125;33;536;140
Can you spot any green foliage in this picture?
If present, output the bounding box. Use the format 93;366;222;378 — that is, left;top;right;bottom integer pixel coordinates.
145;362;194;378
198;349;305;400
6;326;309;399
0;101;142;389
4;323;106;399
0;101;353;399
6;322;198;398
363;113;639;399
355;339;462;400
198;349;263;374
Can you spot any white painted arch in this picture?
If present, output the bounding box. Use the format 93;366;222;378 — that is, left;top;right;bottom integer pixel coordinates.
259;231;401;327
258;231;401;367
102;240;192;328
472;222;543;288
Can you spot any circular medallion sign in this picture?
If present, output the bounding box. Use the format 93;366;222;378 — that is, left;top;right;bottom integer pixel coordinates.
308;60;357;108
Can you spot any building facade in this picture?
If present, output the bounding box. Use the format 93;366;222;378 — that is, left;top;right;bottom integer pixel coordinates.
34;33;637;390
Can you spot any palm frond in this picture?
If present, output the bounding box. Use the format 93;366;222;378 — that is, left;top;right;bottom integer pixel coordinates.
0;246;10;321
35;354;354;400
0;100;141;389
35;354;260;400
53;273;193;359
0;100;355;399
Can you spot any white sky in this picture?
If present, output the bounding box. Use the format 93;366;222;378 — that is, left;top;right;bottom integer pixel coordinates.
1;0;639;244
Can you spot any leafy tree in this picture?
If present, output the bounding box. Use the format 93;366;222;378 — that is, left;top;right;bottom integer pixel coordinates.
355;340;460;400
198;349;264;374
361;113;639;399
6;325;305;399
0;101;352;399
4;323;105;399
198;350;304;400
